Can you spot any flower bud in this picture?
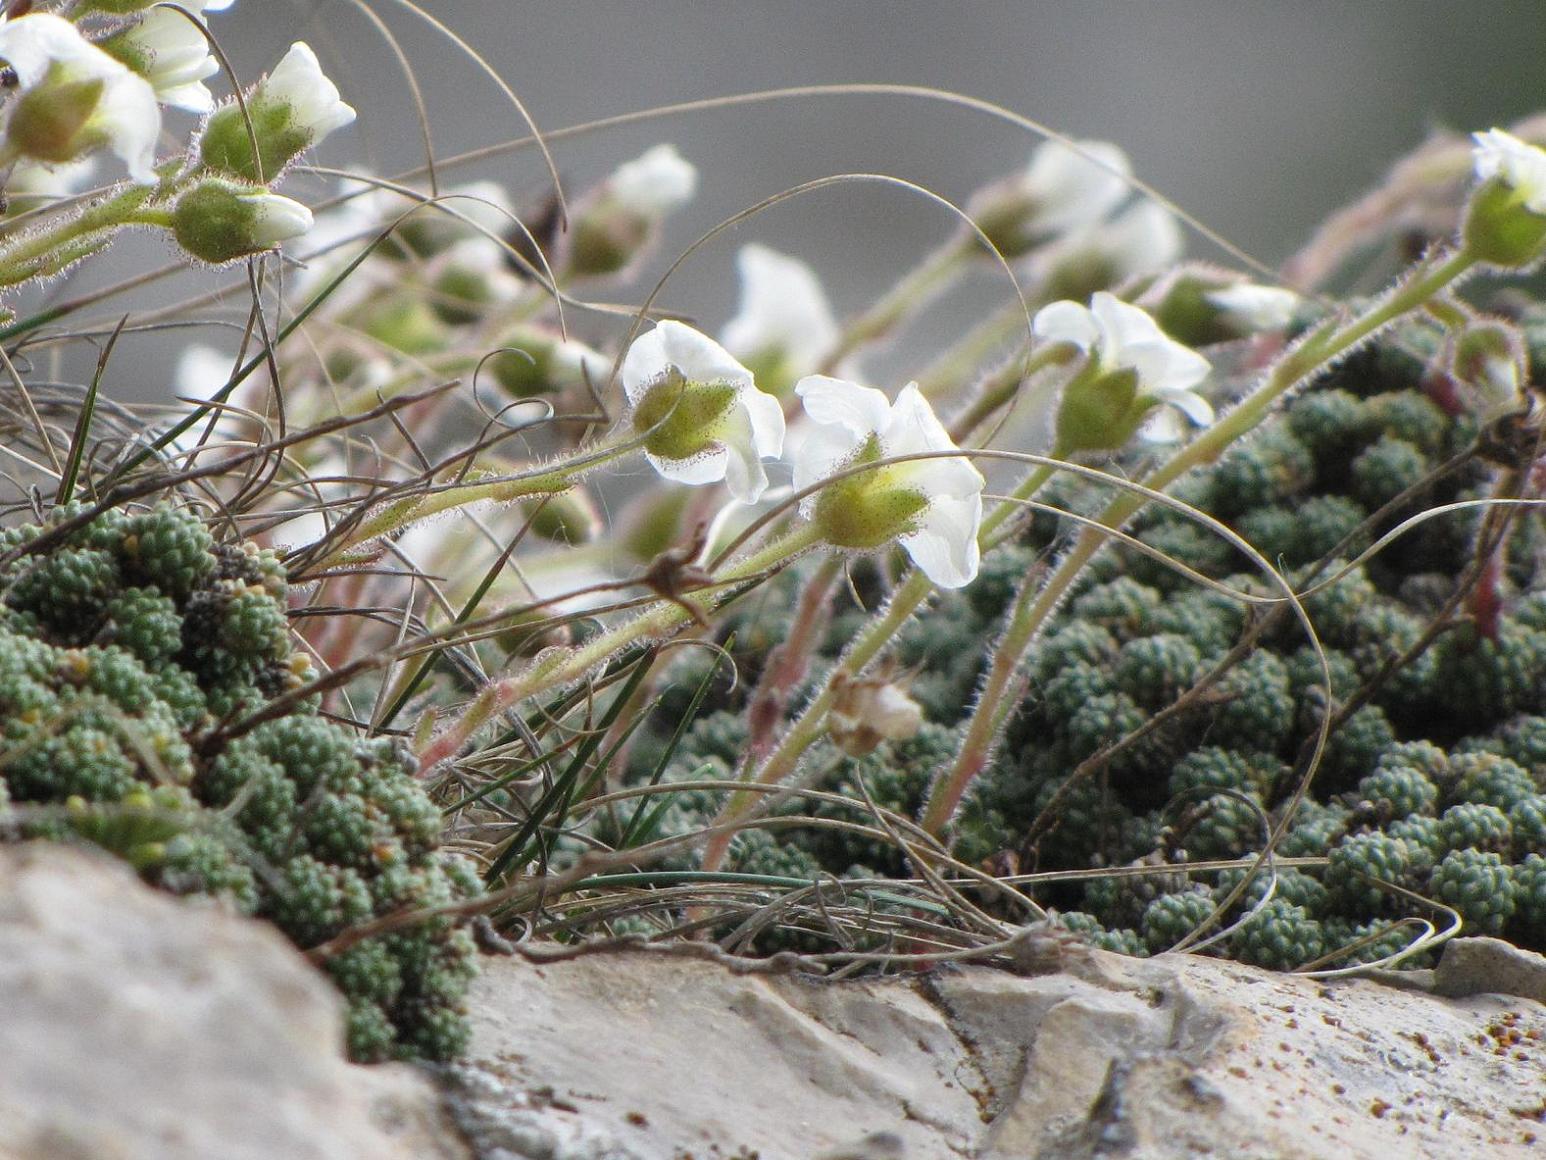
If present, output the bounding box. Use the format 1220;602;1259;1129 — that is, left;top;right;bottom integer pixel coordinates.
198;42;355;182
427;237;524;324
353;294;448;356
478;326;608;402
172;180;313;264
1451;320;1529;424
1463;129;1546;268
566;145;697;277
971;139;1132;259
1148;265;1300;346
830;674;924;757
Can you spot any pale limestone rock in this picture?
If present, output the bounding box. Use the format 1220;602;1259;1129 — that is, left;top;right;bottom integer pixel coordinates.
455;939;1546;1159
0;843;468;1160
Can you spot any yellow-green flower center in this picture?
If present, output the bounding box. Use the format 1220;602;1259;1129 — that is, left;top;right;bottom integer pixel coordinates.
1463;176;1546;268
631;371;737;461
1054;364;1146;455
811;435;930;550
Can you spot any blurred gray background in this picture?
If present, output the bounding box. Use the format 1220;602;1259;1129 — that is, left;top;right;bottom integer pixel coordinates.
76;1;1546;394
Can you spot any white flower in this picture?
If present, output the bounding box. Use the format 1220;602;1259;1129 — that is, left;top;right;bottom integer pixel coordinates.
608;144;697;217
1033;291;1212;449
1452;321;1530;424
263;42;357;143
393;179;517;257
430;235;525;318
720;243;840;387
830;675;924;756
171;179;311;262
246;190;313;245
622;320;785;503
0;13;161;182
1055;200;1183;281
1471;128;1546;215
1020;139;1133;236
103;4;221;112
1205;282;1300;332
793;376;984;589
478;324;610;407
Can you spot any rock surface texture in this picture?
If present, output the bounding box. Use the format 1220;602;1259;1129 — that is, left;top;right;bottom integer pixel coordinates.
451;938;1546;1160
0;844;467;1160
4;841;1544;1159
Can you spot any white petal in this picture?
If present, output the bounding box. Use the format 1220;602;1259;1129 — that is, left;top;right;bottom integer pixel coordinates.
900;492;982;589
794;375;894;437
1091;292;1211;393
549;333;610;384
0;14;162;182
653;320;755;386
609;144;697;217
1101;201;1184;279
247;192;313;245
645;444;729;488
265;42;356;142
1022;139;1132;235
156;80;215;113
118;7;219;111
1032;300;1099;351
720;243;839;370
792;421;863;500
0;14;89;89
621;321;751;403
717;407;771;503
883;384;986;499
737;378;787;460
1137;407;1187;444
439;180;515;237
1090;291;1165;350
1472;128;1546;215
174;344;236;401
99;71;162;183
881;383;951;456
4;156;97;200
1152;386;1215;427
1126;339;1211;395
1205;283;1299;331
